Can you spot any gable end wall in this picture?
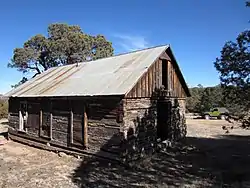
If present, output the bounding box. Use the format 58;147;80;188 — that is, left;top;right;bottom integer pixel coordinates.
126;53;187;98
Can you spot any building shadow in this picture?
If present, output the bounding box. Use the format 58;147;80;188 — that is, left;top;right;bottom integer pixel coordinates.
0;131;8;139
71;134;250;187
71;94;250;187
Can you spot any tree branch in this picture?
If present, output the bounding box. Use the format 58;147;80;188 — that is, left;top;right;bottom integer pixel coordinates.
27;66;41;74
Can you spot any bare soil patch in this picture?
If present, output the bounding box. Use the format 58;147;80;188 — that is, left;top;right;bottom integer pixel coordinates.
1;118;250;187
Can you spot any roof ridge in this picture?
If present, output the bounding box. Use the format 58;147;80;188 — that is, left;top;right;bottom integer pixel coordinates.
54;44;170;68
112;44;169;58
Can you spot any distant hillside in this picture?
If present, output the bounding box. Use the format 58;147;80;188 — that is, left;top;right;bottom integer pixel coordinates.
0;94;8;101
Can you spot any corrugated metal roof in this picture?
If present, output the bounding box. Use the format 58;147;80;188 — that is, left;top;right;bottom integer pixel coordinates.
6;45;169;97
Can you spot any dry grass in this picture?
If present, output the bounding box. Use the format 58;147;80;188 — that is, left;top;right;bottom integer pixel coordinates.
1;119;250;187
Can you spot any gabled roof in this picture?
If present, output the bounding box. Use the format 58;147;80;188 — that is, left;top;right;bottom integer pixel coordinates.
6;45;190;97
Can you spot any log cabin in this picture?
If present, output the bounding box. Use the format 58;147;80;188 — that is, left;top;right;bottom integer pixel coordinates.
6;45;190;161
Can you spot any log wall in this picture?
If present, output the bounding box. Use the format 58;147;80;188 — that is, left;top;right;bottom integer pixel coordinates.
8;96;123;157
8;95;187;162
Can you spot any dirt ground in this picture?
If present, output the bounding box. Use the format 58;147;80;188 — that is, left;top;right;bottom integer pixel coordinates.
1;118;250;188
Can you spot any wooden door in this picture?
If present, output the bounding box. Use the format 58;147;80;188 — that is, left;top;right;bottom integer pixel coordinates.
41;112;51;138
26;103;40;136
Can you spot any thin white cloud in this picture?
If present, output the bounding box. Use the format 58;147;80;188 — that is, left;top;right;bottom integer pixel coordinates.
114;34;150;52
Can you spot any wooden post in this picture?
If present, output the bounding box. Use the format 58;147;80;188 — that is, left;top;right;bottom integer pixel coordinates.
19;110;23;131
83;105;88;148
70;110;73;144
156;60;160;88
39;110;42;136
50;102;53;140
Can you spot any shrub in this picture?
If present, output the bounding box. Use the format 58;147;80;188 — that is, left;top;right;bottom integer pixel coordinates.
0;100;8;119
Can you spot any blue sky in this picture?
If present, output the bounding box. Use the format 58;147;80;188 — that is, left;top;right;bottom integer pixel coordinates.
0;0;249;94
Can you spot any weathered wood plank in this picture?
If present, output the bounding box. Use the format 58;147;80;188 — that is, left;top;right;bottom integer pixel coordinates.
148;67;153;96
145;71;148;97
136;79;141;98
174;69;177;96
151;66;154;95
141;74;146;97
70;110;73;144
50;112;53;140
84;106;88;148
159;60;162;88
152;62;156;91
52;130;68;145
132;87;137;98
168;61;171;92
9;114;19;129
156;61;161;88
19;110;22;131
39;110;42;137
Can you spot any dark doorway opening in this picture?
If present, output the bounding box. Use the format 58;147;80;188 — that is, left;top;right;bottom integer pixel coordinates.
157;98;172;140
27;103;40;136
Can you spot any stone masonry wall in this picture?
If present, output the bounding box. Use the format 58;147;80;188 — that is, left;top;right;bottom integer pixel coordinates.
168;98;187;141
121;97;187;162
121;98;157;162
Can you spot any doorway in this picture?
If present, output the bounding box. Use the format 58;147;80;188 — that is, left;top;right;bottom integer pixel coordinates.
26;103;40;136
157;98;172;140
19;102;27;131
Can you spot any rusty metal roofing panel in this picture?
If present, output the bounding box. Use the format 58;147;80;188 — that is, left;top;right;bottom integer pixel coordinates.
6;45;169;97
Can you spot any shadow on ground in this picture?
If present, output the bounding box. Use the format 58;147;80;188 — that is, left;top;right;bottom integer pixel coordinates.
0;131;8;139
71;135;250;188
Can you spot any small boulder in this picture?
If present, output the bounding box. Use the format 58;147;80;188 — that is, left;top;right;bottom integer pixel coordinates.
58;152;67;157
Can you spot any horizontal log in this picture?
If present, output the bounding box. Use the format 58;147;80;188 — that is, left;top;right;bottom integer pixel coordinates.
52;131;68;144
9;129;120;161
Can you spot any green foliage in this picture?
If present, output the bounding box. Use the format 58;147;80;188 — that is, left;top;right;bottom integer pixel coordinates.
186;85;244;115
214;30;250;111
0;99;8;119
186;85;225;113
186;84;204;113
8;23;114;78
199;86;224;112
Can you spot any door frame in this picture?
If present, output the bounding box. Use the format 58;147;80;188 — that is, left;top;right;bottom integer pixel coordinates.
19;101;28;131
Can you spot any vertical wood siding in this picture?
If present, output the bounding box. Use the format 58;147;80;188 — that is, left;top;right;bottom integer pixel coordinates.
126;53;187;98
